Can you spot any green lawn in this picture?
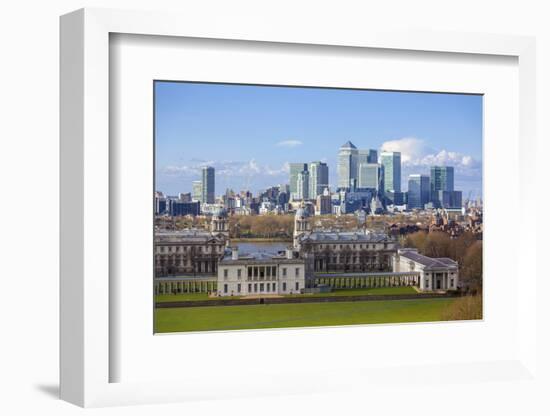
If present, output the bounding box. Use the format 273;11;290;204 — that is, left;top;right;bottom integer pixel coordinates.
154;298;455;333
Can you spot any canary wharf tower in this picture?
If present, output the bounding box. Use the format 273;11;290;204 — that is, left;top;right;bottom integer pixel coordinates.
337;141;358;189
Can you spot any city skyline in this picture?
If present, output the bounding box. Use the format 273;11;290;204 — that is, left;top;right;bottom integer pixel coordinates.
155;81;482;198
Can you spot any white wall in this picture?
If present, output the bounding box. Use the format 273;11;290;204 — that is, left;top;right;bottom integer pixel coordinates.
1;1;549;415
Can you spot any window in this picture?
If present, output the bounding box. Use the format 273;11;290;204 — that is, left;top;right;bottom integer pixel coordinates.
224;284;228;293
266;283;270;292
248;267;252;278
425;279;429;287
266;267;271;277
248;283;252;292
237;284;241;293
282;282;287;291
450;279;454;287
260;267;265;278
254;283;258;292
272;283;276;291
237;269;242;278
223;269;228;278
282;268;287;277
295;282;299;291
260;283;264;291
272;266;277;276
254;267;258;278
295;267;300;277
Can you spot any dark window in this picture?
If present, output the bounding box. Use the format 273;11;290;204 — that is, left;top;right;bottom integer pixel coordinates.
224;284;228;293
237;284;241;293
260;283;264;291
283;282;287;291
295;282;299;291
237;269;242;278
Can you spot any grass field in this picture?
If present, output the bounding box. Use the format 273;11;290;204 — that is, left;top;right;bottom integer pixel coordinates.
155;286;417;303
154;297;455;333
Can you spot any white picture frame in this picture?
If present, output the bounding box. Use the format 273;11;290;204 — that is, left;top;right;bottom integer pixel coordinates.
60;7;538;408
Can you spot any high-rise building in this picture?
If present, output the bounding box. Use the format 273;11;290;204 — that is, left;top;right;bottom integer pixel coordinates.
430;166;454;207
296;170;310;200
289;163;308;199
315;191;332;215
357;149;378;166
358;163;383;191
337;141;358;189
380;151;402;192
192;181;202;202
407;174;430;209
201;166;215;204
308;161;329;199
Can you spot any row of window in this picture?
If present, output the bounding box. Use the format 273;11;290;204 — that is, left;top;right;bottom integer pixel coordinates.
222;281;300;293
156;245;223;253
314;243;391;250
223;266;301;279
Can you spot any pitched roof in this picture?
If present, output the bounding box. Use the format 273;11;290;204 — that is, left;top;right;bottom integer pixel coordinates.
399;250;457;269
340;140;357;149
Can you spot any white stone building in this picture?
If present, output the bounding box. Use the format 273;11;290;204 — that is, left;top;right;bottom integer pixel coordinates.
392;248;459;291
217;248;306;296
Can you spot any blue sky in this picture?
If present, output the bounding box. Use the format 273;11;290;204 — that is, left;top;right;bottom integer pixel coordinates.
155;81;483;199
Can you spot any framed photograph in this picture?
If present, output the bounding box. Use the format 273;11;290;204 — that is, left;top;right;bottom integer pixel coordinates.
60;8;538;408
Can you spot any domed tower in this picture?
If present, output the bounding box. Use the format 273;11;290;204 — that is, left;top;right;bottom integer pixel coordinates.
293;206;311;248
210;207;229;238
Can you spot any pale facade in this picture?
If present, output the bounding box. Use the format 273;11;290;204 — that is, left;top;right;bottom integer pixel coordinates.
217;248;305;296
392;248;459;291
293;206;398;273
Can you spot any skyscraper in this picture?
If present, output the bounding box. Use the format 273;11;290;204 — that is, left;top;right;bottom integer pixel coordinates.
407;174;430;209
357;163;383;192
357;148;378;166
380;151;402;192
308;161;329;199
337;141;358;189
289;163;308;199
201;166;215;204
430;166;454;193
296;170;310;200
430;166;454;207
192;180;202;202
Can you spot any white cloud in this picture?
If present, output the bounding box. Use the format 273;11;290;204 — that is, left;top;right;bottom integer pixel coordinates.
276;139;303;148
380;137;480;170
161;159;290;178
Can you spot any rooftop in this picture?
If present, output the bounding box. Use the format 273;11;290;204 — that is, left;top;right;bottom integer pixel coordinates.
299;229;392;243
399;249;457;269
340;140;357;149
220;251;302;264
155;229;225;243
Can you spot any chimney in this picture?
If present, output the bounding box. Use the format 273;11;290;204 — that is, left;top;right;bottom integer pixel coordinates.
286;248;293;259
232;247;239;260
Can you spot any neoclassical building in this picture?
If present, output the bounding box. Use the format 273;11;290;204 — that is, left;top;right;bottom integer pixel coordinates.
154;208;229;277
217;247;305;296
393;248;459;291
293;207;398;273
